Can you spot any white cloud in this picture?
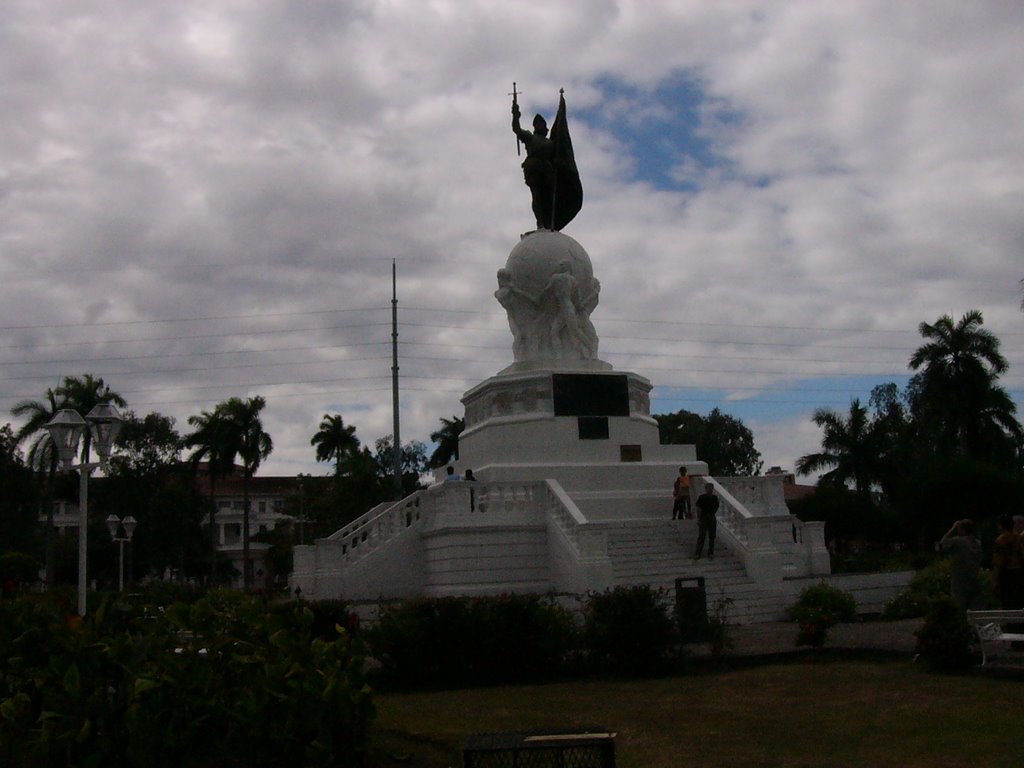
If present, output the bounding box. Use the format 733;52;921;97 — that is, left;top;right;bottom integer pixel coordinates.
1;0;1021;477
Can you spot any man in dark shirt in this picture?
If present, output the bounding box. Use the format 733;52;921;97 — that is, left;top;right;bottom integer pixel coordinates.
694;483;720;560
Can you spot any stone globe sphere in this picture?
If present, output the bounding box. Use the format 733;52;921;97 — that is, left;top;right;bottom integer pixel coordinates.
504;230;594;299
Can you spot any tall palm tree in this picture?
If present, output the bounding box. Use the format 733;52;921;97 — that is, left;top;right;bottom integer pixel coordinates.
428;416;464;469
218;396;273;590
796;400;883;500
11;387;65;587
183;408;234;584
909;310;1019;460
311;414;360;483
55;374;127;463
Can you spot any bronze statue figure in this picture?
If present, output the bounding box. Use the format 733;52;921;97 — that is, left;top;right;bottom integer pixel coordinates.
511;88;583;231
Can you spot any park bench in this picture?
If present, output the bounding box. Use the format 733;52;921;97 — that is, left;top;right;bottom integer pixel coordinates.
966;609;1024;666
464;729;616;768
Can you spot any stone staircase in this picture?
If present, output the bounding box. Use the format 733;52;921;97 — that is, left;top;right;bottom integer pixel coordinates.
601;519;794;623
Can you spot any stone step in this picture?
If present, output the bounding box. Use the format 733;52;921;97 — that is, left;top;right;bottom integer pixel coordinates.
602;520;793;623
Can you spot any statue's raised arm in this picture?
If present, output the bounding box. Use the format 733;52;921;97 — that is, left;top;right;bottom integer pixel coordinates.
511;88;583;232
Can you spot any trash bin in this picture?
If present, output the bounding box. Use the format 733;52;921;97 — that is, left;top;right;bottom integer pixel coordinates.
675;576;708;643
464;729;615;768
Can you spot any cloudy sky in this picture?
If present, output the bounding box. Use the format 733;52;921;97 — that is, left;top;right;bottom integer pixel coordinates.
2;0;1022;481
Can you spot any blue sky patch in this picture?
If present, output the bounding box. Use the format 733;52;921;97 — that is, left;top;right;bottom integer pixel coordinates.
577;72;735;192
650;373;914;424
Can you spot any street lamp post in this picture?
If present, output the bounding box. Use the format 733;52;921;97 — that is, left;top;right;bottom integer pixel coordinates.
105;514;137;592
46;404;123;616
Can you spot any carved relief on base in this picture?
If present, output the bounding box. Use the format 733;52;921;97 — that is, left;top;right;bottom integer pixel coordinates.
463;376;553;428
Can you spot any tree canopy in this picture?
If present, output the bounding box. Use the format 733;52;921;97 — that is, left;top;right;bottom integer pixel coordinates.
311;414;360;479
428;416;464;469
908;310;1021;467
655;408;763;476
797;310;1024;545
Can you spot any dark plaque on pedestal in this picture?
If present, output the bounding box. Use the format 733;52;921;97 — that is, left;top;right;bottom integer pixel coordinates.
552;374;629;417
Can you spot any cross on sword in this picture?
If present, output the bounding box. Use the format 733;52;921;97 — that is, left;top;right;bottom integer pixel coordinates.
509;81;523;156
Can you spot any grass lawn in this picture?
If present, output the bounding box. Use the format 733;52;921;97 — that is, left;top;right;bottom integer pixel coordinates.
371;658;1021;767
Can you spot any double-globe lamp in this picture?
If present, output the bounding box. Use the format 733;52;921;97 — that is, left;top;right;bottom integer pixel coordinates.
45;403;124;616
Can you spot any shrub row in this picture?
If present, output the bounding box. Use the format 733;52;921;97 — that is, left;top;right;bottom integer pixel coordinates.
0;591;373;768
364;585;711;688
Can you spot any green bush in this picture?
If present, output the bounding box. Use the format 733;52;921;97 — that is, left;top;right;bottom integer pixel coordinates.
366;594;577;688
280;597;355;640
0;592;373;767
788;582;857;647
366;597;477;688
883;559;997;619
471;593;578;682
914;597;975;672
583;585;676;674
882;559;952;619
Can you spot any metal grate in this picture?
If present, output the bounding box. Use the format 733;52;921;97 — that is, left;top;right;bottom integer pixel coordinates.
464;730;615;768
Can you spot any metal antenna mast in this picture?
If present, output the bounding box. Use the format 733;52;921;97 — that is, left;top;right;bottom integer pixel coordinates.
391;259;402;499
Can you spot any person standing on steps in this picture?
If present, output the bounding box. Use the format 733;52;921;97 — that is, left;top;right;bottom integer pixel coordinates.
672;467;691;520
694;483;719;560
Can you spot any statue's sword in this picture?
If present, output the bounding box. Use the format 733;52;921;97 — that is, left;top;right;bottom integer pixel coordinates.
510;82;522;156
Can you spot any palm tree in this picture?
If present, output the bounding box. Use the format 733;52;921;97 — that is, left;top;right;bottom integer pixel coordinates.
796;400;882;500
428;416;464;469
11;387;65;587
909;310;1019;460
183;408;234;584
218;396;273;590
311;414;360;483
55;374;127;463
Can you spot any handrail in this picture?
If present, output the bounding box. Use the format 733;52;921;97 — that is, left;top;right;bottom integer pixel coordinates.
544;479;588;552
319;490;426;568
326;500;393;541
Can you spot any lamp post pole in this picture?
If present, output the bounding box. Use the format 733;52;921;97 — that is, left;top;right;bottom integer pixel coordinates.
106;514;137;592
46;404;123;616
78;461;89;611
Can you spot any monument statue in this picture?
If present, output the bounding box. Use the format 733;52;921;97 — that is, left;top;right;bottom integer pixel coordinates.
511;88;583;232
498;87;603;369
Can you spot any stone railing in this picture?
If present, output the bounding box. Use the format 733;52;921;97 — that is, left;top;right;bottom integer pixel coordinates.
294;473;829;599
475;482;542;516
544;479;615;591
715;476;790;516
316;480;545;570
708;476;829;579
319;491;426;567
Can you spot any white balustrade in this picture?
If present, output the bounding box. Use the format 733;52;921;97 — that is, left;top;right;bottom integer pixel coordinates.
304;471;829;598
700;476;828;579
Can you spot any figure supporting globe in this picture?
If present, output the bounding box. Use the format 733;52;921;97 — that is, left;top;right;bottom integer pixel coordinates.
495;231;600;364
